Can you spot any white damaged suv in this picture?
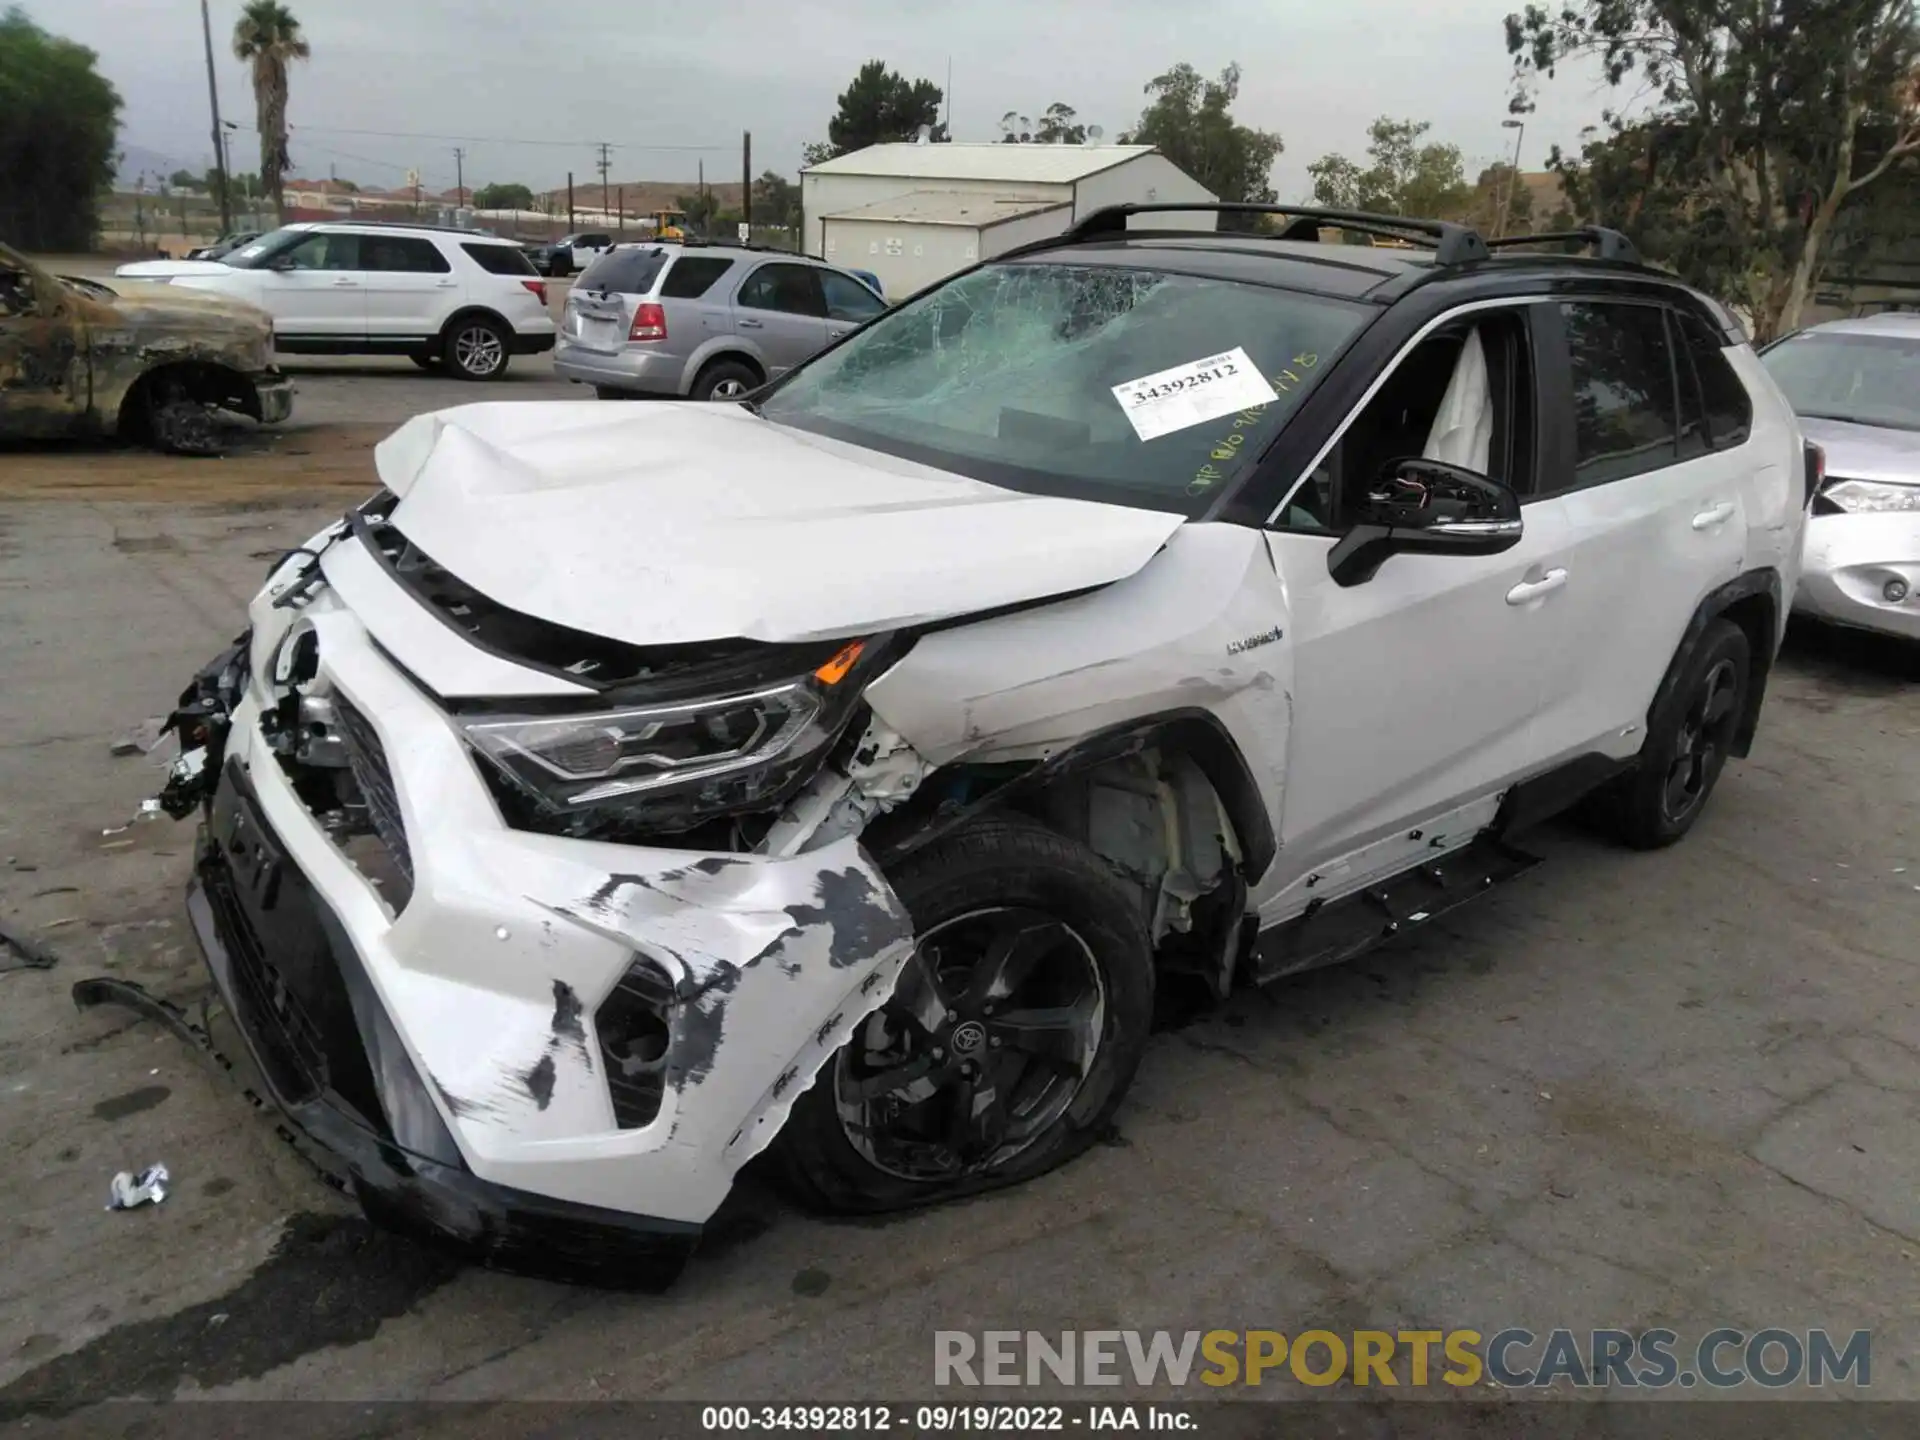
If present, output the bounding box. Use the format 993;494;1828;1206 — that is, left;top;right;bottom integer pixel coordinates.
150;206;1808;1287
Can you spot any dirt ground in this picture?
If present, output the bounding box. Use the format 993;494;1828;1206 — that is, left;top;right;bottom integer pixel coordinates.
1;427;1917;1423
0;423;389;503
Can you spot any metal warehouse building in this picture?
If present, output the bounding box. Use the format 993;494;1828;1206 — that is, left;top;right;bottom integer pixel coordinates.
801;143;1218;298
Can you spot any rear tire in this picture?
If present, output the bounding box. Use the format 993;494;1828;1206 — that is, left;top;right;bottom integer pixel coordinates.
689;359;760;402
778;817;1153;1215
444;316;511;381
1591;618;1750;849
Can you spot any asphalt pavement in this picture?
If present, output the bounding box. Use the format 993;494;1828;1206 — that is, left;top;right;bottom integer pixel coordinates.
0;474;1916;1411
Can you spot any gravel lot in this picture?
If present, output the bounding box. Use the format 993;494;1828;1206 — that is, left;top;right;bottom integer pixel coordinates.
1;374;1917;1418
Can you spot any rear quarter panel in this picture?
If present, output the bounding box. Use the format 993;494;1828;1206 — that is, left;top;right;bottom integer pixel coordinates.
1726;345;1808;638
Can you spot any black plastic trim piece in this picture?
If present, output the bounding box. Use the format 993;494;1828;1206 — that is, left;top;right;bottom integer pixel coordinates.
1494;753;1632;838
1645;568;1783;759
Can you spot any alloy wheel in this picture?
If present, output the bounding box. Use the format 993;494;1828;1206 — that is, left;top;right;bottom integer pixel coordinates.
834;907;1107;1182
709;377;748;399
453;325;505;377
1661;657;1739;822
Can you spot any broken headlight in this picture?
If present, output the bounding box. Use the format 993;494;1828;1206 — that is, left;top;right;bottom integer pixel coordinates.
460;638;884;834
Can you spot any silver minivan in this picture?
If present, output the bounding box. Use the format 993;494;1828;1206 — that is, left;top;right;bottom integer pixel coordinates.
554;244;887;401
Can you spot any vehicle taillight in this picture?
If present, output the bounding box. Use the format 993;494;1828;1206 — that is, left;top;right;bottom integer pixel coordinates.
629;302;668;342
1804;440;1826;509
521;279;548;304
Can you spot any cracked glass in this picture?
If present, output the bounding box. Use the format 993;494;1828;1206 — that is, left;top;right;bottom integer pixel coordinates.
756;260;1367;514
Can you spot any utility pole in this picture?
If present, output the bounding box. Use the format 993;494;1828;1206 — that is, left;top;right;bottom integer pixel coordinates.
617;186;624;237
200;0;232;234
596;142;612;213
453;147;466;208
698;158;705;233
567;172;575;229
742;131;751;236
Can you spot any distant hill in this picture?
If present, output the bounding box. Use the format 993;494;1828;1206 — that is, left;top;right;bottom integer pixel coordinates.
116;144;201;187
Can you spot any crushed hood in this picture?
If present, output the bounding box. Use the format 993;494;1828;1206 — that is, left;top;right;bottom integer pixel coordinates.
1799;415;1920;486
374;401;1185;647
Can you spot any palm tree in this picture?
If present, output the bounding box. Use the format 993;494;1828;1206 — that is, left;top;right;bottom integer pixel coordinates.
231;1;309;221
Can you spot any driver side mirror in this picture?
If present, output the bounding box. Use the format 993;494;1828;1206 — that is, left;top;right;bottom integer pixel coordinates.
1327;458;1523;587
267;253;298;272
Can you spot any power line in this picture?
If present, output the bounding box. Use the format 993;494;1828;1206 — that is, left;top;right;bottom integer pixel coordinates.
230;120;737;152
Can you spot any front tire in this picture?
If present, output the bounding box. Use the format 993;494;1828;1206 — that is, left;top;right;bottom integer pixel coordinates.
444;316;511;381
778;817;1153;1214
1594;617;1750;849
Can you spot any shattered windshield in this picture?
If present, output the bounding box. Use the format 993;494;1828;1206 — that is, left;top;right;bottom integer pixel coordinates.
755;260;1368;513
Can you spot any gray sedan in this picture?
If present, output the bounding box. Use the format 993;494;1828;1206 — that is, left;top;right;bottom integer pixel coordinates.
1762;313;1920;641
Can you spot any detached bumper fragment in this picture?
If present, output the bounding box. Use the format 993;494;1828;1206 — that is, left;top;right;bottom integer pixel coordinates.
253;369;296;426
185;760;701;1288
155;634;249;819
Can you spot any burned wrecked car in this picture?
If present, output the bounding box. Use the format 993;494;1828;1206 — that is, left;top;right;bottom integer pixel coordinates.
147;205;1804;1288
0;243;292;453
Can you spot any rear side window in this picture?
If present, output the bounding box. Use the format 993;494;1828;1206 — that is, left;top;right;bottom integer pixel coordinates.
359;236;450;273
1674;310;1753;449
659;257;734;299
737;263;825;317
462;242;538;277
821;269;885;322
575;248;667;295
1560;301;1679;489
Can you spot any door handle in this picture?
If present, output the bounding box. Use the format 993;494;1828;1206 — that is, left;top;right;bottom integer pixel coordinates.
1692;502;1736;530
1505;568;1569;605
736;317;763;328
829;327;851;338
332;279;359;287
436;279;457;288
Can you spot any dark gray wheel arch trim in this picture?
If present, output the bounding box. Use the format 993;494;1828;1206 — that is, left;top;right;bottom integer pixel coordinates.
1649;567;1782;760
868;707;1278;885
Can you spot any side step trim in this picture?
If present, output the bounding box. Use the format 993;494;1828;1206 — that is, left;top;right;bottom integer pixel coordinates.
1248;834;1540;985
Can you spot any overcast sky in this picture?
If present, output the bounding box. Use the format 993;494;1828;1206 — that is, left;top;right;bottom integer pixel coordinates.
48;0;1617;199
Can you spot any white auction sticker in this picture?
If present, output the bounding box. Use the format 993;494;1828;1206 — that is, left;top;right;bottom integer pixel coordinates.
1111;347;1279;442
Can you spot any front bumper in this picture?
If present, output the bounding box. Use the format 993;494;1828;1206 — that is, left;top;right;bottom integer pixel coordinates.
252;370;295;426
1794;511;1920;640
186;766;702;1287
178;575;915;1276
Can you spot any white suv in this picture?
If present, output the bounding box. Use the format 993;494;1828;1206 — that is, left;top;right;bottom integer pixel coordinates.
146;206;1808;1289
117;222;556;380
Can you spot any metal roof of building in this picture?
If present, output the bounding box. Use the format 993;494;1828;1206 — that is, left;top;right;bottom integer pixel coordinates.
821;191;1073;228
803;143;1156;184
